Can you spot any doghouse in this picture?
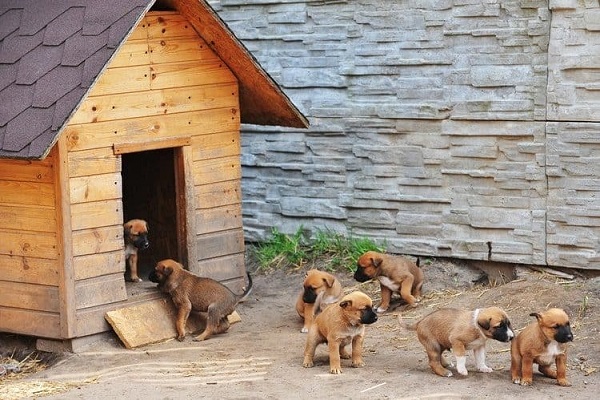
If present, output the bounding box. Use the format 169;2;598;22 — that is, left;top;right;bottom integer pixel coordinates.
0;0;307;351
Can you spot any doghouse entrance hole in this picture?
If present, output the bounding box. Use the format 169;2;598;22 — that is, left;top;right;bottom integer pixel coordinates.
121;148;185;295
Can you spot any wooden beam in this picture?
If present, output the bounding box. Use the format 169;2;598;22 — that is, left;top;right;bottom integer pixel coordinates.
113;136;191;155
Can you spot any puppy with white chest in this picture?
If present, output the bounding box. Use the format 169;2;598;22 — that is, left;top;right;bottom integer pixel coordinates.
295;269;343;333
403;306;514;377
354;251;423;313
123;219;149;282
303;291;378;374
510;308;573;386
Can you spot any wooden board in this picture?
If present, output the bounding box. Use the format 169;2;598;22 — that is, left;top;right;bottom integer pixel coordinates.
105;298;241;349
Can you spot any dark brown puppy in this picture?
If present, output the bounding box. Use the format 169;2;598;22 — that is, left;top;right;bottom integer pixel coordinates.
123;219;149;282
354;251;423;312
404;307;514;377
295;269;343;333
511;308;573;386
303;291;378;374
149;259;253;341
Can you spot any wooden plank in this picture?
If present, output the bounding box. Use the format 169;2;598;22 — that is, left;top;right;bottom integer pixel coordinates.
70;199;122;231
109;41;150;68
195;180;242;209
75;274;127;310
0;281;59;312
113;136;191;155
0;255;60;286
0;308;60;338
64;108;238;152
128;16;149;41
54;137;76;338
191;130;240;161
151;60;237;90
92;65;151;96
149;37;219;64
146;12;197;39
0;159;54;183
195;204;243;235
73;251;125;281
105;298;241;349
0;181;55;207
69;83;238;124
68;147;121;178
195;229;244;260
0;204;57;232
180;145;198;267
72;225;123;257
69;173;122;204
196;253;246;283
0;230;58;259
192;155;242;185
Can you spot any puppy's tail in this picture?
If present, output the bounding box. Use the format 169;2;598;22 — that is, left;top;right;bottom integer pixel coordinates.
397;313;417;331
237;271;253;303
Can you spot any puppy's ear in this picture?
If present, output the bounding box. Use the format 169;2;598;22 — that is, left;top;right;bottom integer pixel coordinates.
144;221;149;232
371;256;383;267
163;265;173;276
530;312;542;321
124;222;131;234
340;300;352;309
324;275;335;288
478;318;491;331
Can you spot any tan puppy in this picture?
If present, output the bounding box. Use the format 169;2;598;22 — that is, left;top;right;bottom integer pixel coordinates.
123;219;149;282
303;291;378;374
149;259;252;341
511;308;573;386
354;251;423;312
295;269;343;333
405;307;514;377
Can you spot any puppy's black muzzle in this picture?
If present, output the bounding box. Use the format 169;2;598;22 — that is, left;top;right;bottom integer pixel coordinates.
360;307;378;325
555;325;574;343
148;271;160;283
492;321;514;342
133;234;149;250
353;268;370;283
302;287;317;304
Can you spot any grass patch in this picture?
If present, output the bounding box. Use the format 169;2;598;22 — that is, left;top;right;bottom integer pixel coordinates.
250;227;385;272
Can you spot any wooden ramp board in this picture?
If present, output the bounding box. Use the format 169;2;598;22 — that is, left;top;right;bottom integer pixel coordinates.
105;298;241;349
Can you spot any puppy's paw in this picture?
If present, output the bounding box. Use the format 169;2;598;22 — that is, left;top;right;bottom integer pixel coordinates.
351;360;364;368
520;379;532;386
329;367;342;374
176;335;185;342
127;276;143;282
457;366;469;376
512;378;521;385
479;365;493;373
302;360;314;368
557;379;571;387
376;306;388;313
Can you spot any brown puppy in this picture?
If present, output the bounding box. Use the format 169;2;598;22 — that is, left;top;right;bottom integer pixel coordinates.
295;269;343;333
123;219;149;282
303;291;378;374
510;308;573;386
354;251;423;312
149;259;253;341
405;307;514;377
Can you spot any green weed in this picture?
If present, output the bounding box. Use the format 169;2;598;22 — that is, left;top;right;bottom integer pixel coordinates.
250;226;384;272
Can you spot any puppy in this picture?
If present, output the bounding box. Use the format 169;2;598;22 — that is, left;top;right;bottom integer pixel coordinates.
295;269;343;333
123;219;149;282
510;308;573;386
149;259;253;341
354;251;423;312
303;291;378;374
406;307;514;377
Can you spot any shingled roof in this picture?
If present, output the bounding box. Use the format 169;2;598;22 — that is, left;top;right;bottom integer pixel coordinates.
0;0;308;160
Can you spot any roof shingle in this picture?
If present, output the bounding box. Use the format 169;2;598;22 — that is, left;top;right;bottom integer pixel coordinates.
0;0;153;159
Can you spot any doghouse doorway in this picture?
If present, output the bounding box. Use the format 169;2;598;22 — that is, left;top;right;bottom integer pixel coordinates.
121;147;188;289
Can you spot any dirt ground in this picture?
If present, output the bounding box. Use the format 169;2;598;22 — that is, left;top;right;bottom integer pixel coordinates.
1;256;599;400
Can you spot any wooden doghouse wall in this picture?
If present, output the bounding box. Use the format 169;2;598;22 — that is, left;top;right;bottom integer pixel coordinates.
59;11;243;338
0;152;63;338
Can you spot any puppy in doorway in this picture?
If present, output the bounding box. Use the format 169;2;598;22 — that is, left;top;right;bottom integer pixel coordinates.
124;219;149;282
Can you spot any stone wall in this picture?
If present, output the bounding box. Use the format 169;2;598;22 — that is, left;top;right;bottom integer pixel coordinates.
210;0;600;270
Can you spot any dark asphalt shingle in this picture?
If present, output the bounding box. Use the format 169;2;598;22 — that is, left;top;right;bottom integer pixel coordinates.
0;0;153;159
